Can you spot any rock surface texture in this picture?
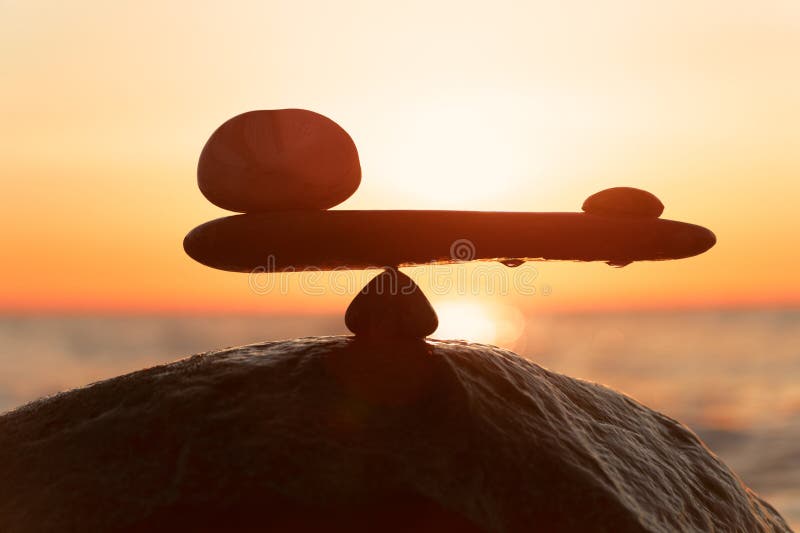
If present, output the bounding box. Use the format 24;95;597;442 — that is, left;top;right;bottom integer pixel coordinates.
0;337;789;532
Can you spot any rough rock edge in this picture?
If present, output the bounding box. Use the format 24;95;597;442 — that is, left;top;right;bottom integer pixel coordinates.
0;336;790;532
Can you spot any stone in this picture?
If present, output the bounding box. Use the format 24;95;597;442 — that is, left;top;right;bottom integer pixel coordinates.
197;109;361;212
582;187;665;218
0;337;789;532
345;269;438;338
183;211;717;272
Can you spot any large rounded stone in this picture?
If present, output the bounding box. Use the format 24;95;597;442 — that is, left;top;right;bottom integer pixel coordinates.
197;109;361;212
0;338;789;532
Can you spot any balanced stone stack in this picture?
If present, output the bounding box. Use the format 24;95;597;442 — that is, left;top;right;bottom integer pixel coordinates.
0;109;788;533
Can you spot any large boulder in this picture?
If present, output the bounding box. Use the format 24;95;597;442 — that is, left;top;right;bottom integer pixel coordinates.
0;337;789;532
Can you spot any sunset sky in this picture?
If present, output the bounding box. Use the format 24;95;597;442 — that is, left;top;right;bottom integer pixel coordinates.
2;1;799;316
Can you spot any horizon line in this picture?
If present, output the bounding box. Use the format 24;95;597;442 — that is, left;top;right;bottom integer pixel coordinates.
1;300;798;318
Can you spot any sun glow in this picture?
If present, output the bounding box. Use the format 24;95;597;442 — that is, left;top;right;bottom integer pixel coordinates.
366;93;536;210
1;1;799;312
433;300;525;348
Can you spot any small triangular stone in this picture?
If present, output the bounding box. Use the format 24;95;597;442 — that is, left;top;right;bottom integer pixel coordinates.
345;269;438;339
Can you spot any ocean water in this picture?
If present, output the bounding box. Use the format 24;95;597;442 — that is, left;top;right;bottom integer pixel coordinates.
0;309;797;527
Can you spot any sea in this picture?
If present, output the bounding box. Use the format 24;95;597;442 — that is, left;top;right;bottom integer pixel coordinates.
0;309;797;527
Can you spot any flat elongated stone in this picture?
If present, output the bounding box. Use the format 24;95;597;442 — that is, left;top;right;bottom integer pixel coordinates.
345;269;438;338
183;210;716;272
197;109;361;212
582;187;665;218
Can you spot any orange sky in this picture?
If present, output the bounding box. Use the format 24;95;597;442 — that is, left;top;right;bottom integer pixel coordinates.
1;1;799;315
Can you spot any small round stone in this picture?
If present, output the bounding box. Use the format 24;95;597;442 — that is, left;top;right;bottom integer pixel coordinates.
197;109;361;213
582;187;664;218
345;269;438;339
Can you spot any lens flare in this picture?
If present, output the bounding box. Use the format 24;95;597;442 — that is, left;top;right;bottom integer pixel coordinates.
433;300;525;349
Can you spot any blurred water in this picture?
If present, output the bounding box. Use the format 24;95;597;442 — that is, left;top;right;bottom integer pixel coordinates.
0;309;797;526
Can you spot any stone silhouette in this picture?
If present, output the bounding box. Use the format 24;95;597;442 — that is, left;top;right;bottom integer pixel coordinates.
197;109;361;212
186;110;714;279
0;339;789;532
345;269;438;339
582;187;665;218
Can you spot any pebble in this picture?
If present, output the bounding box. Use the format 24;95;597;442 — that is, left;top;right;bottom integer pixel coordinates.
582;187;664;218
197;109;361;212
345;269;438;339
